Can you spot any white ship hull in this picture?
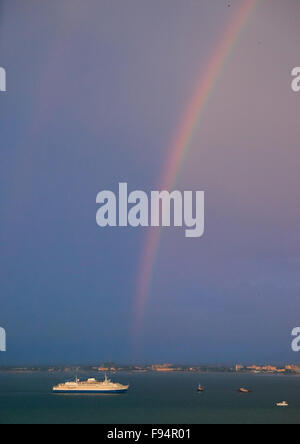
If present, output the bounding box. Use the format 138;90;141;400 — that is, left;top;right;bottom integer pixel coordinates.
53;388;128;394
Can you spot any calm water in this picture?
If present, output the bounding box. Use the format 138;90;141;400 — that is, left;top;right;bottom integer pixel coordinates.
0;371;299;424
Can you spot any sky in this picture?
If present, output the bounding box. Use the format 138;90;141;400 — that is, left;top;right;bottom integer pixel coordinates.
0;0;299;365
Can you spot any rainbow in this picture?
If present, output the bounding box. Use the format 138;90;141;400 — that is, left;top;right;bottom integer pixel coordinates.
133;0;260;339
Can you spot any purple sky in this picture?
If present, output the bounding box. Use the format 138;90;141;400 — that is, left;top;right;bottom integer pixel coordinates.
0;0;299;365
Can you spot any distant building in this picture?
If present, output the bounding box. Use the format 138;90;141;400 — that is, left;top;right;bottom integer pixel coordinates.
247;365;261;371
235;364;243;372
151;364;174;372
246;365;287;374
261;366;277;372
286;365;300;373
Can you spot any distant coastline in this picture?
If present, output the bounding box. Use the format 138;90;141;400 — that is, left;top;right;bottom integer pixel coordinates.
1;363;300;375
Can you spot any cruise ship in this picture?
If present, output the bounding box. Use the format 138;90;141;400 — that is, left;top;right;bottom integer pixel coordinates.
53;374;129;394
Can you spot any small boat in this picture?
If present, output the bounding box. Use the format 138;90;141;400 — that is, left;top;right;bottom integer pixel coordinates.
197;385;205;392
276;401;288;407
238;388;252;393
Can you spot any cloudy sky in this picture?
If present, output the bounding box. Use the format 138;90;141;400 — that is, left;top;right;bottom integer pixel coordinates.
0;0;299;365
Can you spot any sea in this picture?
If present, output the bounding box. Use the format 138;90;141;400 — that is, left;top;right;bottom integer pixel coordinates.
0;371;299;424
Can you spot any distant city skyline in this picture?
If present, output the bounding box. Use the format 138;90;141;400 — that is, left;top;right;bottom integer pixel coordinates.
1;363;300;376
